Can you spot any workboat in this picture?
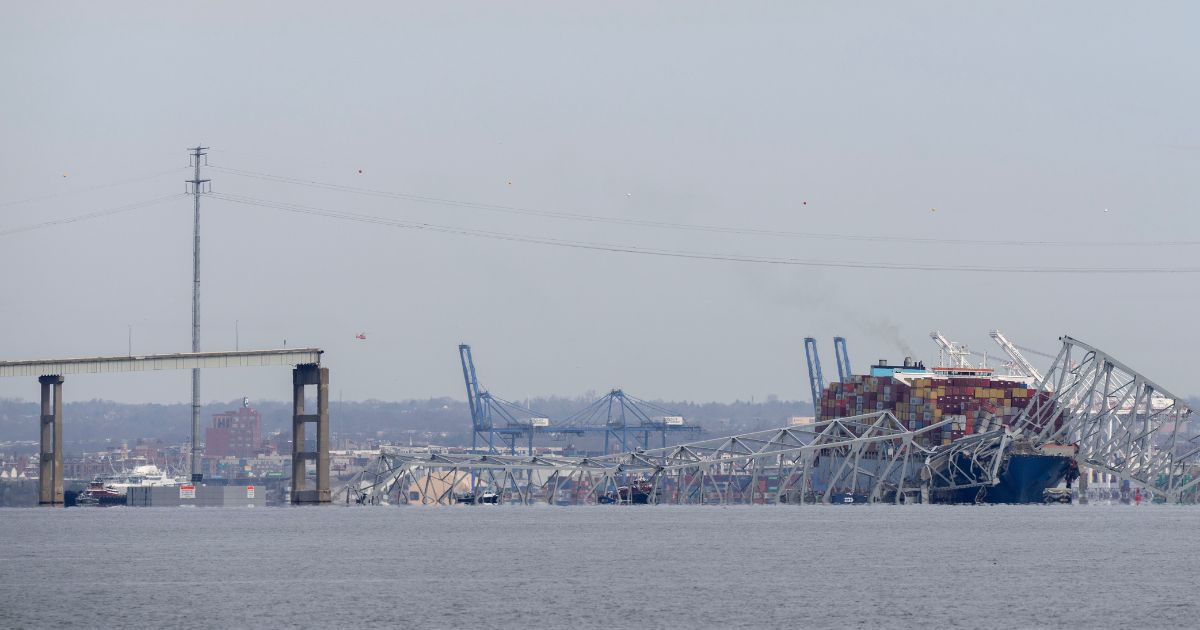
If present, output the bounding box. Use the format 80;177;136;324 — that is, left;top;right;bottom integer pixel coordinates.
827;492;870;504
74;465;182;507
455;491;499;504
598;480;654;504
75;480;126;506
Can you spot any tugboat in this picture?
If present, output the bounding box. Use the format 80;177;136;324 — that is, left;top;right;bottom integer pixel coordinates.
74;464;181;507
75;479;127;506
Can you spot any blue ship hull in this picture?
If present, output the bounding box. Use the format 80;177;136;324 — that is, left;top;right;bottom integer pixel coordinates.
935;454;1073;504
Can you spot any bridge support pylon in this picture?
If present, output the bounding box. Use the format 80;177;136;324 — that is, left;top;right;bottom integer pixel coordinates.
291;364;330;504
38;375;64;506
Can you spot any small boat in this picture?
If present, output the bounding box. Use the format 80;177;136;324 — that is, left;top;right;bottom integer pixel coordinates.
827;492;870;504
599;480;654;505
75;465;184;507
1043;487;1073;504
455;491;500;504
75;479;127;507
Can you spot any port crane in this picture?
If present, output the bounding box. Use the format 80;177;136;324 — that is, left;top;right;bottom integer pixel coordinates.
833;336;852;384
558;389;700;454
459;344;700;456
803;338;824;418
459;344;559;454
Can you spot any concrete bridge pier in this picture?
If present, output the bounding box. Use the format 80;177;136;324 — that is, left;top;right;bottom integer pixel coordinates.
291;364;330;504
38;375;64;506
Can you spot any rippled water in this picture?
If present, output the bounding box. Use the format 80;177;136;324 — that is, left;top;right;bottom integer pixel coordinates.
1;504;1196;629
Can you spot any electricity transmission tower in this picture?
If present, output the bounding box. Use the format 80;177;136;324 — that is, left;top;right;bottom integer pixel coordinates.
187;145;209;481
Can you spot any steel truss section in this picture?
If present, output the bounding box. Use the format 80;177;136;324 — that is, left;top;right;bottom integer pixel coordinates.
339;412;948;506
1013;336;1199;503
923;428;1014;498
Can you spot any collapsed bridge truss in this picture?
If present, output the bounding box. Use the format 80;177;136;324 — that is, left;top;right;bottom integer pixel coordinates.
1012;336;1199;502
343;336;1199;505
340;412;948;506
922;336;1200;502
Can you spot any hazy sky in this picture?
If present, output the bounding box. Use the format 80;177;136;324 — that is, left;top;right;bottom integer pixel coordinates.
1;2;1198;406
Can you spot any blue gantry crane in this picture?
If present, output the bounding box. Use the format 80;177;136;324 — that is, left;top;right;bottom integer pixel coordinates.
559;389;701;454
806;336;855;421
459;345;702;455
804;337;825;419
833;336;852;384
459;344;562;454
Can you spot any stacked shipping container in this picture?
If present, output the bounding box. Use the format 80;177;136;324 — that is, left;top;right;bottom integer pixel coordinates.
820;371;1034;448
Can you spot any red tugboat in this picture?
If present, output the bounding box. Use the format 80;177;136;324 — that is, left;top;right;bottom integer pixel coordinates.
75;479;127;506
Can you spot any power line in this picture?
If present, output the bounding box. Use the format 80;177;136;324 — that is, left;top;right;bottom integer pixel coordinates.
0;193;187;237
0;167;188;209
208;192;1200;274
208;163;1198;249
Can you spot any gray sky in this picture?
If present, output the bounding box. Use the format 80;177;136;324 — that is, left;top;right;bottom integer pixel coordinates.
1;2;1198;406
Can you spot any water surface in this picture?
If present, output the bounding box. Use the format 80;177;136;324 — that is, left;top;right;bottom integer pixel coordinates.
1;504;1195;629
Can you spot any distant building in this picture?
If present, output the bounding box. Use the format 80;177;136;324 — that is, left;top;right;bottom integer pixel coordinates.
205;399;263;459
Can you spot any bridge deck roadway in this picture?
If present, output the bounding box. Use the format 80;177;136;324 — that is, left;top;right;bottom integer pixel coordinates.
0;348;321;377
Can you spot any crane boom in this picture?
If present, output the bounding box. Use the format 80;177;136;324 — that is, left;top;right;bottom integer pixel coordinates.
458;344;483;429
804;338;825;418
833;336;852;383
988;330;1043;382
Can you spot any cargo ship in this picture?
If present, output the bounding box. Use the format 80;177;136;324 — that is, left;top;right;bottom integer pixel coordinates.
820;359;1073;504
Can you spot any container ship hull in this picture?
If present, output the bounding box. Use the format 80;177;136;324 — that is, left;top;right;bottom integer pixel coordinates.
932;454;1073;504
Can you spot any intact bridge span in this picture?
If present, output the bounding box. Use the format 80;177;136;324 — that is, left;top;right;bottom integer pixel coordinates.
0;348;331;506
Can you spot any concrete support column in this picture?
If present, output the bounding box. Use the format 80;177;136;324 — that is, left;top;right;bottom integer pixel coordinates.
38;375;64;506
291;374;306;500
291;364;330;504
